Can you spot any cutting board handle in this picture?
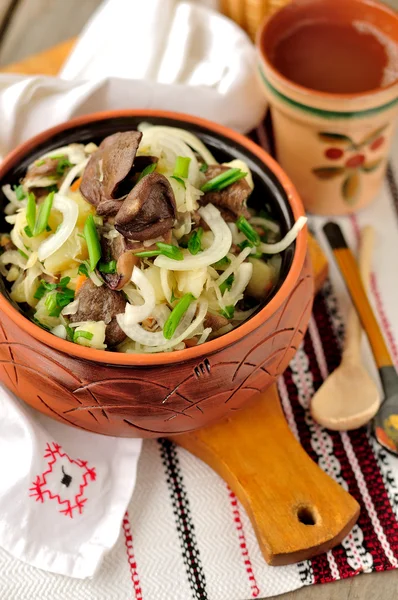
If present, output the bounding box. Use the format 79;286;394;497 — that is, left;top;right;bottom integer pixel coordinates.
171;384;359;565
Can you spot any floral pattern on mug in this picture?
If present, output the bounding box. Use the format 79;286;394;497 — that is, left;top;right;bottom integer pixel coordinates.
312;125;387;204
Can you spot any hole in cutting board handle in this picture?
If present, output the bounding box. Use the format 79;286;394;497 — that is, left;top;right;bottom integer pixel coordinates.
297;506;317;526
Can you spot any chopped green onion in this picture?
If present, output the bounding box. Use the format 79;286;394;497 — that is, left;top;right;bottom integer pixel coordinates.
170;288;178;303
56;157;73;176
236;216;260;246
134;250;161;258
33;191;54;236
212;256;231;270
250;250;263;259
171;175;185;188
201;168;247;192
83;215;101;271
173;156;191;179
156;242;183;261
199;163;208;173
35;159;45;166
99;260;117;274
237;239;253;251
59;277;71;287
74;330;94;342
45;292;59;317
13;185;26;201
163;293;195;340
43;281;74;317
24;226;33;238
47;184;58;193
17;249;28;260
188;227;203;255
221;305;235;319
34;283;47;300
137;162;157;182
219;274;234;295
26;192;36;232
65;325;74;341
78;263;89;277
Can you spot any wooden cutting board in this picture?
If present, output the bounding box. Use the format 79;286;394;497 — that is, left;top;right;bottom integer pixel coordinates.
0;42;358;566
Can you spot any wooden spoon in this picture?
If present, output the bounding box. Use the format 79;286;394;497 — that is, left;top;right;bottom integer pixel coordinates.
311;226;380;430
324;222;398;454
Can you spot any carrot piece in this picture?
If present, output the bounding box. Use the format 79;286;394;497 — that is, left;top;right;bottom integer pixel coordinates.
75;274;87;293
71;177;82;192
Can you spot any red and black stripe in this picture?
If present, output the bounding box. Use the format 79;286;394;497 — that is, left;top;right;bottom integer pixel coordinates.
313;288;398;569
158;439;208;600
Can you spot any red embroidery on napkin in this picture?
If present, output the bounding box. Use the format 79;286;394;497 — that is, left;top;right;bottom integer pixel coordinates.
29;442;96;518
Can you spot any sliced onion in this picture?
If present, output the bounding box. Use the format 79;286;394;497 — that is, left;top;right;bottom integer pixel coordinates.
227;222;246;245
138;124;217;165
197;327;212;345
152;304;171;328
59;158;89;196
222;262;253;306
249;216;280;235
61;298;80;316
88;269;104;287
0;250;26;270
146;300;208;353
2;184;27;213
25;177;59;188
37;193;79;261
31;143;87;166
117;267;156;334
51;324;67;339
10;210;29;254
259;216;307;254
123;301;197;347
155;204;232;271
160;268;174;303
215;246;252;287
24;263;42;307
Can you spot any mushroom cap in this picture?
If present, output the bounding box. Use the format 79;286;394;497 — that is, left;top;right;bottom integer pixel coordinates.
115;172;176;241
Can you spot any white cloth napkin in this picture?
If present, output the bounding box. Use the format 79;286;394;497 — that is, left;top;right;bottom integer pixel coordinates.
0;0;266;580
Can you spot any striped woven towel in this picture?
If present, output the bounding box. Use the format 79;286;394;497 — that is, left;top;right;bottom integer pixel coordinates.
0;129;398;600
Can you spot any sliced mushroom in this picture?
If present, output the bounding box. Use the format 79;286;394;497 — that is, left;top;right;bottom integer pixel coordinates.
80;131;143;207
115;172;176;241
96;198;124;216
203;311;229;331
69;278;126;346
200;165;251;221
99;233;140;290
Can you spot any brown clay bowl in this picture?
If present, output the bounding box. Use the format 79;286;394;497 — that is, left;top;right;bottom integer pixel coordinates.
0;110;313;437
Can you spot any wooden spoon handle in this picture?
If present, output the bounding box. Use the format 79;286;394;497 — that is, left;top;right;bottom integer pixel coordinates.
343;226;375;362
324;222;393;370
171;385;359;565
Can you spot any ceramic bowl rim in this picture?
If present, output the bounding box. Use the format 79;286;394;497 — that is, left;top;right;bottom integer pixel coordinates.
256;0;398;103
0;109;307;366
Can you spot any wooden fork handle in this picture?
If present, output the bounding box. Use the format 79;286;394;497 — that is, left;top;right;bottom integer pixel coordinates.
324;222;393;370
171;385;359;565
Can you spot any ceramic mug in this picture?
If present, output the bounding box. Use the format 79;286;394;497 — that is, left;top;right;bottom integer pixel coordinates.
257;0;398;216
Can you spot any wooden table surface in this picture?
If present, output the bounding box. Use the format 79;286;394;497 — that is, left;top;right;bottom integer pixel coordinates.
0;1;398;599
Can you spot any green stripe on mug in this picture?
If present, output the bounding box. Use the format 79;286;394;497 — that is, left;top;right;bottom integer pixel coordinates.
259;67;398;120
